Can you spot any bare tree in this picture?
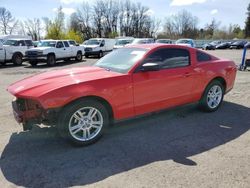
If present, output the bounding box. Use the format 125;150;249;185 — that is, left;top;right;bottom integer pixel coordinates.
204;18;221;39
0;7;18;34
24;18;42;40
75;1;93;39
162;10;199;39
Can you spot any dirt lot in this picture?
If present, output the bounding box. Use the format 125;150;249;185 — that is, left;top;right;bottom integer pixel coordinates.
0;50;249;188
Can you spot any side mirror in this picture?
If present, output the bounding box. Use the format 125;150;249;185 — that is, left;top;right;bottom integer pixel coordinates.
141;63;160;72
76;44;79;46
100;43;104;47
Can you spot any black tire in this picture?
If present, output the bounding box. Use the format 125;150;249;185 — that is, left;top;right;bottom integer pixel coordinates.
23;121;33;131
57;99;109;146
29;61;37;66
199;80;225;112
0;61;6;66
75;51;82;61
47;54;56;66
12;53;23;65
98;51;103;58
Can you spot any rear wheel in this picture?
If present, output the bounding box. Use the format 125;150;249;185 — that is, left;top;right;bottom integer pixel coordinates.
12;53;23;65
47;54;56;66
199;80;224;112
57;99;109;146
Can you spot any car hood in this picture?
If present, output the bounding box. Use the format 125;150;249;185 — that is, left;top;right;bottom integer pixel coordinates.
7;66;122;98
27;47;53;51
84;45;100;48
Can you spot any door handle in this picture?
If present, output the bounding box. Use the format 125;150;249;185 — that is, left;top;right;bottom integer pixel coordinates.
184;72;191;77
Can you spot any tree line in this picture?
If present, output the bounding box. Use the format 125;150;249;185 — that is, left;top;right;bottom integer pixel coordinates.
0;0;249;43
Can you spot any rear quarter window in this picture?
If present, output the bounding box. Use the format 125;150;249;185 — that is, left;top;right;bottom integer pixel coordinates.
197;51;212;62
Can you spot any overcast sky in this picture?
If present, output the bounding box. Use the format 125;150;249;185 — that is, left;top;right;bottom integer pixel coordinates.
0;0;249;29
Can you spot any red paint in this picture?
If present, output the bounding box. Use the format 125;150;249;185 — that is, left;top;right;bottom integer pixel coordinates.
7;44;237;123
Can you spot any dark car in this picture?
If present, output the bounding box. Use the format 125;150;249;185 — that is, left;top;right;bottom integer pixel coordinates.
202;41;221;50
230;41;247;49
216;42;231;49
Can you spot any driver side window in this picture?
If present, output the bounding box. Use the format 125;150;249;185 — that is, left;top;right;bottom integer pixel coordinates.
144;48;190;69
56;42;64;48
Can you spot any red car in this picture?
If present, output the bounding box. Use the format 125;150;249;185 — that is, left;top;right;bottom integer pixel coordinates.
7;44;237;145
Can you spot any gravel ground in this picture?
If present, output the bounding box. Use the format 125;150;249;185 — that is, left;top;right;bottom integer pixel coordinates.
0;50;249;188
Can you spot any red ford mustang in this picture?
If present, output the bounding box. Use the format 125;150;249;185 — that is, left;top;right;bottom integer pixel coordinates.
8;44;237;145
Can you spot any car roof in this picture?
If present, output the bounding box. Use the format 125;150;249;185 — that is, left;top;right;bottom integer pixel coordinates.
6;38;31;40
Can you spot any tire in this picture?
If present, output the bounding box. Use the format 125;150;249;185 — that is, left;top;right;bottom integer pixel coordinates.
23;121;33;131
57;99;109;146
85;54;89;58
12;53;23;65
199;80;225;112
0;61;6;66
75;51;82;61
47;54;56;66
29;61;37;66
98;51;103;58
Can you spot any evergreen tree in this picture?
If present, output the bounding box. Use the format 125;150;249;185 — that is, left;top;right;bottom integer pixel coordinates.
245;3;250;38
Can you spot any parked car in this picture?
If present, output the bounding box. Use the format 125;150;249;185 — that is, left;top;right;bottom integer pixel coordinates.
216;42;231;49
128;38;155;45
176;38;196;47
113;38;134;49
8;44;237;145
0;35;31;44
25;40;85;66
155;39;172;44
230;40;247;49
0;38;34;65
83;38;115;58
202;41;221;50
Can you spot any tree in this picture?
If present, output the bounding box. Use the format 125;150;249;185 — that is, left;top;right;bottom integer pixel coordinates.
245;3;250;38
162;10;199;39
24;18;42;40
204;18;221;39
45;7;65;39
0;7;18;34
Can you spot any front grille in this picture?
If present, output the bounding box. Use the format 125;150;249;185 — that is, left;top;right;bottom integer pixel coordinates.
26;51;42;56
85;48;93;52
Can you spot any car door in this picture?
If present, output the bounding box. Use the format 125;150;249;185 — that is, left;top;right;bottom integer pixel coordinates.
132;48;196;115
55;41;66;59
63;41;72;58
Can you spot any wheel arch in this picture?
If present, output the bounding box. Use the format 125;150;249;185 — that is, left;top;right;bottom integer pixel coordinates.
62;95;114;123
47;52;56;58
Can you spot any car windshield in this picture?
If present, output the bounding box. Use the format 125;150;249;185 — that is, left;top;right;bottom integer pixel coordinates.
115;40;132;45
94;48;148;73
3;40;17;46
131;39;147;44
38;41;56;47
86;39;101;45
176;39;191;44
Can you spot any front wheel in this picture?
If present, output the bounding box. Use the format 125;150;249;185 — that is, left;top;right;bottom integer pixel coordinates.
47;54;56;66
75;52;82;61
57;99;109;146
199;80;224;112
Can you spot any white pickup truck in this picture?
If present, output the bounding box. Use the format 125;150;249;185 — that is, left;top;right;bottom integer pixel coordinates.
25;40;85;66
0;38;34;65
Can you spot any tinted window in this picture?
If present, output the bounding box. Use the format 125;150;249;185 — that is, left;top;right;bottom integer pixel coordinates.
56;41;64;48
25;40;33;46
197;51;211;62
144;48;190;69
63;41;70;47
17;40;25;46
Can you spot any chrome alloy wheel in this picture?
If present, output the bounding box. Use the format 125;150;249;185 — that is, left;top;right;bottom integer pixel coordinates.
68;107;103;141
207;85;223;109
